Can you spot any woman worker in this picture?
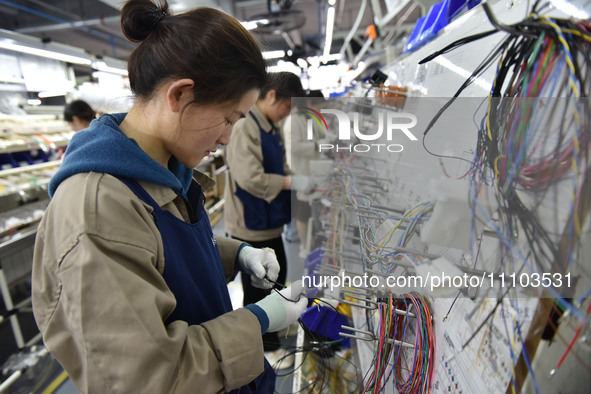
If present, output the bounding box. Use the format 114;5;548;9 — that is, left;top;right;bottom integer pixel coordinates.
64;99;96;131
31;1;307;393
224;72;313;368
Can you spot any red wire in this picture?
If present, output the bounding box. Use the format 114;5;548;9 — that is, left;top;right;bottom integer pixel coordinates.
556;301;591;369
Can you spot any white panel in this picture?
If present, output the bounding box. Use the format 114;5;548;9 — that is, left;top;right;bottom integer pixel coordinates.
19;54;73;93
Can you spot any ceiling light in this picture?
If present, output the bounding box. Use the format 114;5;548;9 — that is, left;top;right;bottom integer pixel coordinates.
267;61;301;75
328;0;336;5
0;39;92;65
38;90;67;98
241;19;269;30
92;61;128;76
323;6;336;59
296;58;308;68
262;50;286;60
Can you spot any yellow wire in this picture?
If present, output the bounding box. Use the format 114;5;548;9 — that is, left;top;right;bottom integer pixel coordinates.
364;205;424;253
487;46;512;141
561;28;591;42
539;18;580;98
537;18;582;158
535;17;583;236
570;182;582;236
493;154;505;186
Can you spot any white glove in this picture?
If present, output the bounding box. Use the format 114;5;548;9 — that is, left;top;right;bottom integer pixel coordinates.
291;175;315;193
254;280;308;332
237;246;280;289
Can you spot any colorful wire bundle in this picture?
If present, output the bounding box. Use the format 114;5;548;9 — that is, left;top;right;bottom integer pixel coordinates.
469;10;591;273
421;2;591;273
363;293;435;394
339;165;434;276
419;2;591;392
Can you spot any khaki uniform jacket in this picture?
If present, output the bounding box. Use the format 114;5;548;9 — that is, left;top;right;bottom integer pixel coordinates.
224;105;292;241
32;171;264;394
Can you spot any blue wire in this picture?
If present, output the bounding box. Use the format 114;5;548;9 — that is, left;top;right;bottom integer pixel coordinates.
577;286;591;306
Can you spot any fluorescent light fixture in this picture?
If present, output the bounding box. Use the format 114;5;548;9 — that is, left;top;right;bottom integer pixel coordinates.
323;6;335;59
267;60;301;74
305;54;343;70
319;53;342;62
38;90;67;98
92;61;128;76
296;58;308;68
0;39;92;65
262;50;286;60
27;99;42;106
241;19;269;30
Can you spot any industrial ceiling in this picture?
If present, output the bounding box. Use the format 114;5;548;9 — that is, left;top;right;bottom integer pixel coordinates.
0;0;422;67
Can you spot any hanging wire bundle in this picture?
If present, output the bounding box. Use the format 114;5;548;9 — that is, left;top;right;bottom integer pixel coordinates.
475;5;590;276
362;292;435;394
418;3;591;293
418;1;591;392
422;1;591;274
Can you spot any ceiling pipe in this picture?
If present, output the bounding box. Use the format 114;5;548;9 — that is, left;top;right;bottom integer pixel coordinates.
17;15;121;34
0;0;131;50
338;0;368;59
26;0;83;21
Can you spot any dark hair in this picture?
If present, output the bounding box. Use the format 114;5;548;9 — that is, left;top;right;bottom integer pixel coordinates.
64;100;96;122
120;0;266;105
306;90;324;98
260;72;305;102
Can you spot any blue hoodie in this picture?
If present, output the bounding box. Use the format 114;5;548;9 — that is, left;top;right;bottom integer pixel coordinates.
49;113;194;198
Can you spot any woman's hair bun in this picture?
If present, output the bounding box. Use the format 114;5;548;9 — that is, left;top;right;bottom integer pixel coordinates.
121;0;171;43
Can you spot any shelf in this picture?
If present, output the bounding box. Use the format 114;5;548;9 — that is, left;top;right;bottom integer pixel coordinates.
0;160;59;214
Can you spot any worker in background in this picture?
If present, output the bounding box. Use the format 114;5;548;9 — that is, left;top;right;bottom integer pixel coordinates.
224;71;314;369
283;90;325;259
31;1;307;393
63;99;96;131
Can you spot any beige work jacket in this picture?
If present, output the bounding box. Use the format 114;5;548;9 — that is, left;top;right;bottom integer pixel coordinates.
224;105;293;241
32;171;264;393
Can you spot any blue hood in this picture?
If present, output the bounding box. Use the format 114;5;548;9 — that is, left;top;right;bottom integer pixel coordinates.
48;113;193;198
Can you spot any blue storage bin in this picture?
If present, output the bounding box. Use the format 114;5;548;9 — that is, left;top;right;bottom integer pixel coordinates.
27;149;49;164
447;0;468;21
11;151;31;166
300;303;352;347
467;0;482;10
417;0;449;46
0;153;18;169
403;16;427;53
447;0;482;21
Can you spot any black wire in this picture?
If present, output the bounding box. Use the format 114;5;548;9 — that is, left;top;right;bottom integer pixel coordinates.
461;298;501;350
264;275;287;289
418;30;498;65
274;301;361;392
421;133;476;165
